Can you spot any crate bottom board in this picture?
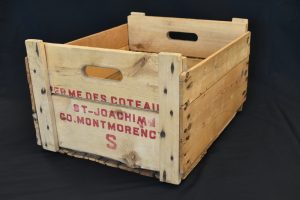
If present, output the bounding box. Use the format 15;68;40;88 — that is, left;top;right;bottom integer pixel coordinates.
58;147;159;178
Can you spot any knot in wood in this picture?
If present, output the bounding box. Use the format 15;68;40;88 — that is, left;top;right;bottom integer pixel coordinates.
160;130;166;138
123;151;139;168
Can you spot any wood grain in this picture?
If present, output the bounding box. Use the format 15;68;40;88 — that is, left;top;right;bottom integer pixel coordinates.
53;95;160;171
180;60;249;176
128;13;248;58
158;52;183;184
67;24;128;49
45;43;159;110
25;39;59;151
180;31;250;106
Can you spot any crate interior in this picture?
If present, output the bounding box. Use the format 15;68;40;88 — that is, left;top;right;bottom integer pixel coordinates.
65;13;246;80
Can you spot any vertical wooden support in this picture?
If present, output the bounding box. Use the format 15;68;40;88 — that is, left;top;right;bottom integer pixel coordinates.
25;39;59;151
158;52;183;184
233;17;248;113
25;57;42;145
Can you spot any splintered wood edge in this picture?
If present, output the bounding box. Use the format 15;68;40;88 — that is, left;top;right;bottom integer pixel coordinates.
58;148;159;179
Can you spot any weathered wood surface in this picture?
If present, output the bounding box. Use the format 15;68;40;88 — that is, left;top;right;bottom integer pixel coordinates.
25;39;59;151
25;57;42;145
25;13;251;184
53;95;160;171
180;31;250;106
180;59;249;177
158;53;183;184
59;148;159;178
67;24;128;49
128;12;248;58
45;43;159;111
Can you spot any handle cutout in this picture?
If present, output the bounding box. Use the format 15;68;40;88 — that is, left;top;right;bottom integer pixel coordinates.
84;65;123;81
167;31;198;41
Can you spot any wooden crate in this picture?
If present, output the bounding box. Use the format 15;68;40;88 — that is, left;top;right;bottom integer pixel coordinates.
25;12;250;184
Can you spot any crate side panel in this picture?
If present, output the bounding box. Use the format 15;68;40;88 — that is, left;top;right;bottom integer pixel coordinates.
67;24;128;49
128;14;248;58
181;32;250;105
53;95;159;171
180;60;249;177
45;43;159;111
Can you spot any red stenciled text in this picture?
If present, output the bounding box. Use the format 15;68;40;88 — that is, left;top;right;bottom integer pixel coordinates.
51;86;159;112
59;103;157;150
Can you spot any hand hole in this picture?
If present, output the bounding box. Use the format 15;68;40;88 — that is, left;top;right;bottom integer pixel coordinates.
83;65;123;81
167;31;198;42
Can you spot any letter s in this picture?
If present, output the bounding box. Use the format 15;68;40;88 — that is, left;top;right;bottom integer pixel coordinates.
106;134;117;150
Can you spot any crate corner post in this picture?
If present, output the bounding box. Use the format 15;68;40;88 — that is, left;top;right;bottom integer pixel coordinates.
158;52;183;185
25;56;42;146
25;39;59;152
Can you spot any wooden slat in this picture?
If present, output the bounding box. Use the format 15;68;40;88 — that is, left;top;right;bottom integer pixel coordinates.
128;13;248;58
158;52;182;184
25;57;36;113
67;24;128;49
180;60;249;176
25;57;42;145
59;148;158;178
180;31;250;106
45;43;159;111
53;95;160;171
25;39;59;151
